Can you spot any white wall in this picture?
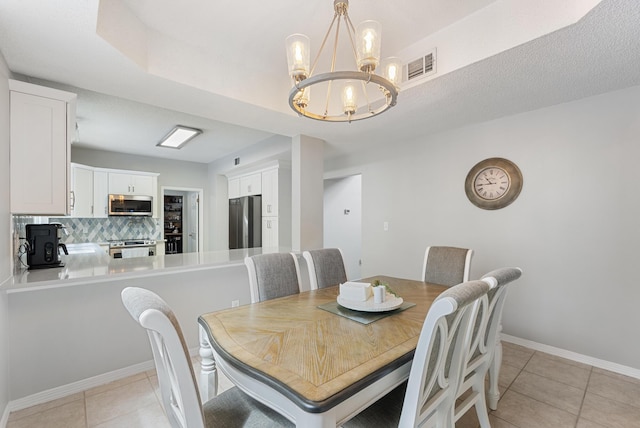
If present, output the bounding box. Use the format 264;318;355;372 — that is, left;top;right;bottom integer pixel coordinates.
324;175;362;280
325;86;640;370
0;51;12;424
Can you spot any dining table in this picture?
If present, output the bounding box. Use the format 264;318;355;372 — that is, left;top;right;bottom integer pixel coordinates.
197;275;448;427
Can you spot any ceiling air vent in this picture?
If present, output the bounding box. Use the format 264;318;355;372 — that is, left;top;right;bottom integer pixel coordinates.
404;48;437;83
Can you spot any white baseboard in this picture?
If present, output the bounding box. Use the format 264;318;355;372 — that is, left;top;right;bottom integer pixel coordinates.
7;360;155;413
502;334;640;380
1;404;9;428
6;346;201;414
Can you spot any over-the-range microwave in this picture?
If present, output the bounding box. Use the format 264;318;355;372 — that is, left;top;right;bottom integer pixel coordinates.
108;194;153;216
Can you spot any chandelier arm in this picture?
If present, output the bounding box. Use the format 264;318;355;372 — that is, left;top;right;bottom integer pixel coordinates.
344;14;360;67
310;13;339;77
330;12;343;73
323;14;344;117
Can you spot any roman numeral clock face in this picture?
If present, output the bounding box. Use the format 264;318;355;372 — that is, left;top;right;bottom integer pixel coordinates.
474;167;509;200
465;158;523;210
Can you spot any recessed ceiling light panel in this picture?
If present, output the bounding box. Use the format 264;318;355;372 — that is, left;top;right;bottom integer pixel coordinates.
157;125;202;149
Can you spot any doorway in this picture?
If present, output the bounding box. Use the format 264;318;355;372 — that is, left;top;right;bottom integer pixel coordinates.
323;174;362;279
161;186;204;253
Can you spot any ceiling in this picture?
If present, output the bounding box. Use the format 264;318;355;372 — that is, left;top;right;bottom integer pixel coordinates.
0;0;639;164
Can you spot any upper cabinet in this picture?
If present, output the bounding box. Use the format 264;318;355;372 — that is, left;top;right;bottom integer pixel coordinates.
108;172;155;196
228;172;262;198
228;178;240;199
108;170;158;217
70;163;94;217
9;80;76;215
93;170;108;218
240;173;262;196
69;164;158;218
261;167;283;217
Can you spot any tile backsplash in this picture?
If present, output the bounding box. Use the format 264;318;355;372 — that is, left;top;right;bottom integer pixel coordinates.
13;216;162;243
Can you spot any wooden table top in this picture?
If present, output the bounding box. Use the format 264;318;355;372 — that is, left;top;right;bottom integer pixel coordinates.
198;275;448;411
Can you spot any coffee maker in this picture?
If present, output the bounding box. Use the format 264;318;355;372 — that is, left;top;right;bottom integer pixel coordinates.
25;224;68;269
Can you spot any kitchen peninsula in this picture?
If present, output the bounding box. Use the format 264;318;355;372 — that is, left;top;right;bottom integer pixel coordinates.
8;245;273;293
4;247;303;407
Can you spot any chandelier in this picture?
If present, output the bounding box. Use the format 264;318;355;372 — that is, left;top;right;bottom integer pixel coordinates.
285;0;400;122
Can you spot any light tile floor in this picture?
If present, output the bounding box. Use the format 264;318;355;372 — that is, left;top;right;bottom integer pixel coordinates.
7;343;640;427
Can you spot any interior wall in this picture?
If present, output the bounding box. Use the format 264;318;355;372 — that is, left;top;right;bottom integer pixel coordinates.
0;51;12;422
325;85;640;370
324;175;362;280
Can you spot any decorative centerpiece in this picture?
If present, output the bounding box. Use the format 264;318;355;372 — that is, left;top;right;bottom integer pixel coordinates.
338;280;403;312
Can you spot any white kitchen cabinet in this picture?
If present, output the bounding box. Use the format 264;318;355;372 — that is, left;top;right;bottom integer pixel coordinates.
261;168;280;216
261;165;291;248
109;170;159;217
9;80;76;215
228;178;240;199
228;172;261;198
70;163;94;217
93;170;108;218
108;172;154;196
262;217;279;248
240;173;261;196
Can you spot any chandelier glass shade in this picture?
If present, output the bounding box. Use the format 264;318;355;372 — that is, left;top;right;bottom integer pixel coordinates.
285;0;401;122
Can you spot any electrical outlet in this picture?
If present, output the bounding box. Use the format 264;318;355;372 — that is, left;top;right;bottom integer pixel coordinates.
383;221;389;231
231;300;240;308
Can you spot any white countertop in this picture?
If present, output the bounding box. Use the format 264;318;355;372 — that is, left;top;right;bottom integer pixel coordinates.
7;244;289;293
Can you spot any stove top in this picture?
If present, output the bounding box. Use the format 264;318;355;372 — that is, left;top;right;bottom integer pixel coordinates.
109;239;156;248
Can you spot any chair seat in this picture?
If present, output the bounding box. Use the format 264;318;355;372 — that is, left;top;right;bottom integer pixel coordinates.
342;383;406;427
203;386;293;427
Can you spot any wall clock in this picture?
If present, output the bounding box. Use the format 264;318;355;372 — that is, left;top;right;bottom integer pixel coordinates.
465;157;523;210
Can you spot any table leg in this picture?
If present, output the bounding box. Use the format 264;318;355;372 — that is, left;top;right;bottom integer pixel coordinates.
487;327;503;410
199;325;217;401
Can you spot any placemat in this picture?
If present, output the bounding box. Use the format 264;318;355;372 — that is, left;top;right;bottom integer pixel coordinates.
317;301;416;325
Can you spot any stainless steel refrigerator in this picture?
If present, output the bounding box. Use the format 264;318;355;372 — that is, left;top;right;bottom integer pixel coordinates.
229;196;262;249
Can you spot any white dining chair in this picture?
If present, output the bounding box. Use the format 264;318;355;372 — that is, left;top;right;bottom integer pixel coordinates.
453;267;523;425
342;279;492;427
422;245;474;286
245;253;301;303
120;287;293;428
302;248;348;290
478;267;523;411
